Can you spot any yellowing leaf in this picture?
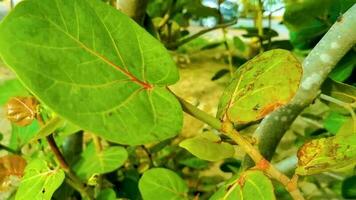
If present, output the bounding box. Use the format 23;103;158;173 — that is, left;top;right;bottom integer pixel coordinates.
217;49;302;124
296;134;356;175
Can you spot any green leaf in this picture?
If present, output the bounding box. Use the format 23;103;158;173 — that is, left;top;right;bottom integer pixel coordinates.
210;170;276;200
342;175;356;199
9;121;40;151
0;0;182;145
139;168;188;200
0;79;27;105
74;142;128;180
97;188;117;200
233;36;246;52
329;51;356;82
296;134;356;175
217;49;302;124
15;159;65;200
179;132;235;161
323;112;348;135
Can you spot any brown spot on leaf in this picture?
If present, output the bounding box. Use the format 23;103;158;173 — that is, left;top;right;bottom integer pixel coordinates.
258;101;285;118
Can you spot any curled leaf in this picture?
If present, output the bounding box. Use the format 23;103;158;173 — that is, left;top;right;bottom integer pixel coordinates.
5;97;38;127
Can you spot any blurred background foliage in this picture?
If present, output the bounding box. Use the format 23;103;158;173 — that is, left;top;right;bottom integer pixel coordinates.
0;0;355;199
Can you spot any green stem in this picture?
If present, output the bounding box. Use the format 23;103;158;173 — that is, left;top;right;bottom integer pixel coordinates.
175;95;304;200
46;134;93;200
176;95;221;130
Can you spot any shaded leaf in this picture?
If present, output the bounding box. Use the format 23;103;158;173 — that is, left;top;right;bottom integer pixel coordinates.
118;169;141;200
296;134;356;175
74;142;128;180
179;132;235;161
329;51;356;82
0;0;182;145
220;158;241;173
217;49;302;124
139;168;188;200
211;69;230;81
210;170;275;200
342;175;356;199
97;188;116;200
15;159;65;200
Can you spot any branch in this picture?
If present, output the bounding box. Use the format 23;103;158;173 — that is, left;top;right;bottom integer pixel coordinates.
242;4;356;168
167;19;237;50
46;134;93;199
175;95;304;200
37;116;93;199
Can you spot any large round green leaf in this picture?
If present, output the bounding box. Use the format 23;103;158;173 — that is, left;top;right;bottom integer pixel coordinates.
139;168;188;200
217;49;302;124
0;0;182;145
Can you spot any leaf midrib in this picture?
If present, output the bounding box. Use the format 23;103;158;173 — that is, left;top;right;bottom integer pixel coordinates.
24;5;152;89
